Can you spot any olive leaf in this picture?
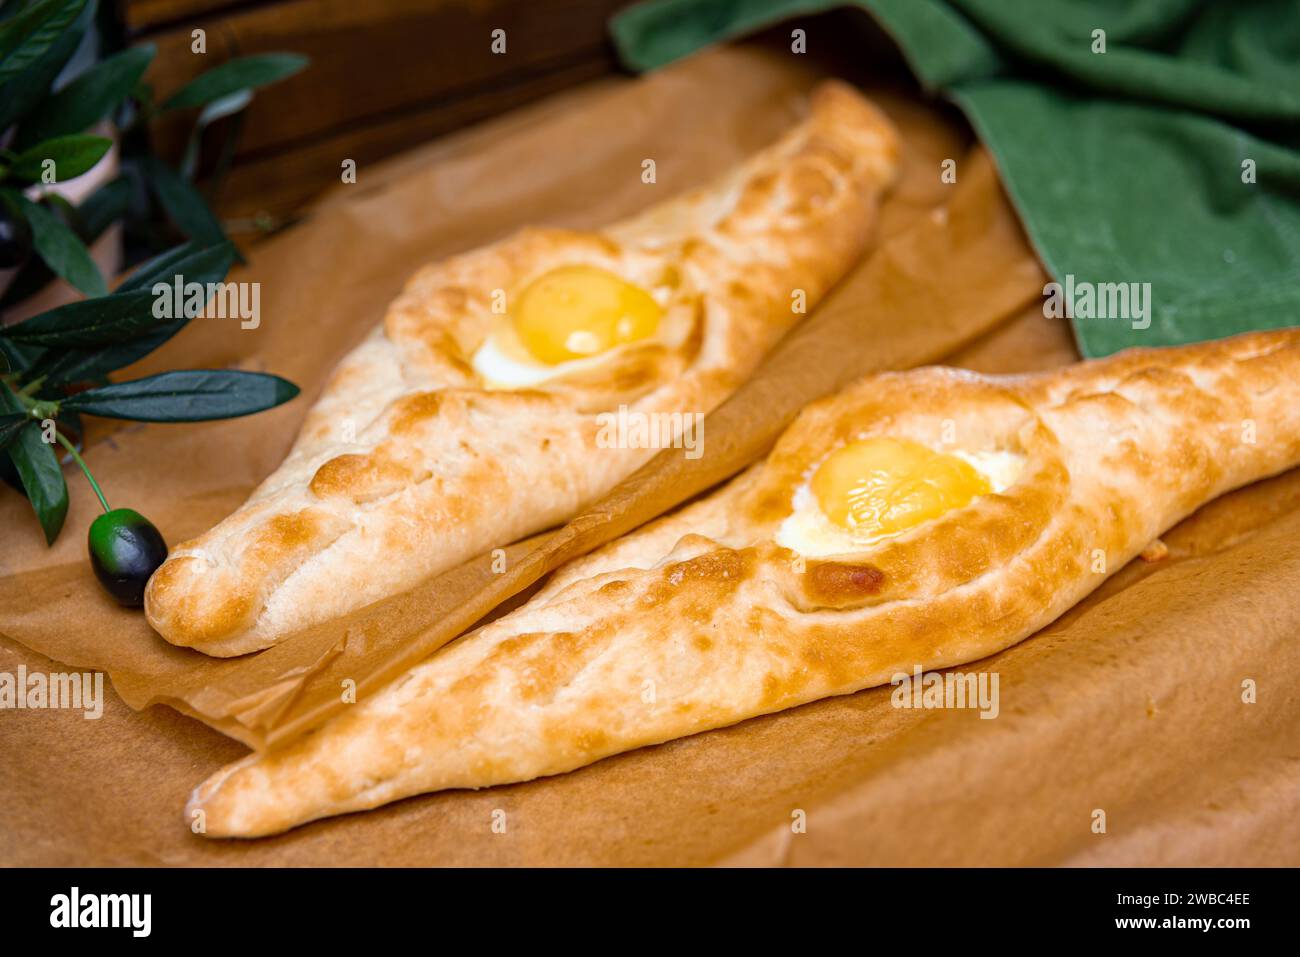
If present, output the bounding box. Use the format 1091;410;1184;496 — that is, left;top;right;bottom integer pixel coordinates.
160;53;307;111
61;369;300;422
13;44;155;148
0;0;92;131
0;177;134;308
117;238;235;292
3;286;158;348
0;412;27;449
23;241;238;383
6;133;112;183
142;155;226;246
0;244;236;351
0;385;67;545
180;88;252;180
13;193;106;296
0;0;87;79
6;423;69;544
0;337;40;374
15;193;106;296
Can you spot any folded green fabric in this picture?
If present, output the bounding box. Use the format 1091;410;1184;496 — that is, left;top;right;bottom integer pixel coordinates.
611;0;1300;357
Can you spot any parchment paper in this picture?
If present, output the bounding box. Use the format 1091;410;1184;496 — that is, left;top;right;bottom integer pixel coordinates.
2;42;1297;866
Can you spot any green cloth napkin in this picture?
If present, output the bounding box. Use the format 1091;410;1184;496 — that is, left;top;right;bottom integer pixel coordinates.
611;0;1300;357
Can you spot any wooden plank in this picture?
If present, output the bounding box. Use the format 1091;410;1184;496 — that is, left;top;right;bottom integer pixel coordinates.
210;55;614;237
122;0;243;32
141;0;632;162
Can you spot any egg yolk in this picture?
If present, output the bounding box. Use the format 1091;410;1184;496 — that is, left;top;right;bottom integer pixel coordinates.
811;437;991;539
513;265;661;365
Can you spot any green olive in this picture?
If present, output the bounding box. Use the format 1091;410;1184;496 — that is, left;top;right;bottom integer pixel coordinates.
88;508;168;607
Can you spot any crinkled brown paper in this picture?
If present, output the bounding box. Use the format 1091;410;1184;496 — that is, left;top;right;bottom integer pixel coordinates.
3;44;1297;866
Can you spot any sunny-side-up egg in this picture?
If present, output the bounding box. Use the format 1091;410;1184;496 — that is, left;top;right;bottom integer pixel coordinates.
471;264;667;388
775;436;1026;557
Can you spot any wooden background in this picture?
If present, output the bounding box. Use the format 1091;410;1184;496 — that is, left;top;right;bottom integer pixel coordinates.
118;0;636;238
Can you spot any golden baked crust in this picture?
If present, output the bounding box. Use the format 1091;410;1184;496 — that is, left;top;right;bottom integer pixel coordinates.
145;81;900;656
189;329;1300;837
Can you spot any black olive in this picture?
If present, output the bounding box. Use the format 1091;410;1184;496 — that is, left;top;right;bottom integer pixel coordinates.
0;200;32;270
88;508;168;607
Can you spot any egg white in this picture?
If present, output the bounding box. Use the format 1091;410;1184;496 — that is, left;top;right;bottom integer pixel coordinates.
469;320;617;389
774;446;1026;558
471;329;558;389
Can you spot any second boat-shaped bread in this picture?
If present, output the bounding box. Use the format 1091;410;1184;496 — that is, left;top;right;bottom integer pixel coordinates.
145;81;900;656
189;330;1300;836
